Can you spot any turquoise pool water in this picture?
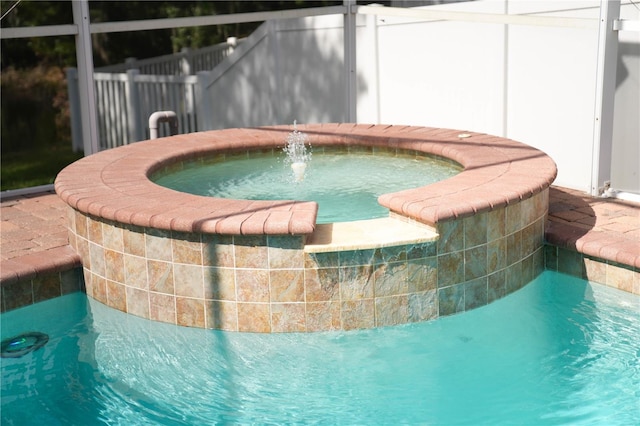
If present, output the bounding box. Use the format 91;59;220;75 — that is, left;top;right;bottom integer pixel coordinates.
2;271;639;425
153;152;460;224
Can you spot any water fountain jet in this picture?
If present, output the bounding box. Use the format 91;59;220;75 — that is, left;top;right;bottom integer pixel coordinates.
283;121;311;182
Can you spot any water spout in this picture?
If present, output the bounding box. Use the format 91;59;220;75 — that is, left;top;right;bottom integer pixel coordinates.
283;121;311;182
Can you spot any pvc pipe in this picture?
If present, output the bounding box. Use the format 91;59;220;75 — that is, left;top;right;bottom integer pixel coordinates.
148;111;179;140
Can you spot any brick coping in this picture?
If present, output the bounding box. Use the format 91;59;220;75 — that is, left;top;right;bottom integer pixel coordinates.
54;123;557;236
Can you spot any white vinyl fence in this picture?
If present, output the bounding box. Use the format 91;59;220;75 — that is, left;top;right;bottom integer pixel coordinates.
67;39;238;150
95;38;240;75
67;69;212;150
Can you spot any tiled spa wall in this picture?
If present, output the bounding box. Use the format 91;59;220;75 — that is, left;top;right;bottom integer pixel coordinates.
432;189;547;317
65;189;548;332
545;245;640;295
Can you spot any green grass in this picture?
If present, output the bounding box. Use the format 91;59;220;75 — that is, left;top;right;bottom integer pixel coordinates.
1;147;84;191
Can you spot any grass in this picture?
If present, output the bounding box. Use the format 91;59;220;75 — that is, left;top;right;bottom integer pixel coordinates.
1;147;84;192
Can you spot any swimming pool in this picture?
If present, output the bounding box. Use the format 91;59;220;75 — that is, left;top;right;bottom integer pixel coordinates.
2;270;638;424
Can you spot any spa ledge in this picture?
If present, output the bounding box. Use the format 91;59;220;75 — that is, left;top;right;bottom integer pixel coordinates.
304;217;438;253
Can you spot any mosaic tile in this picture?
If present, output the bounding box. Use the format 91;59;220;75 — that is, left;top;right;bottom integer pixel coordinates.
407;289;438;322
487;208;506;242
544;245;558;271
340;249;375;267
438;284;464;316
407;257;437;293
145;229;172;262
373;261;408;297
106;280;127;312
176;297;205;327
340;265;374;300
437;220;464;254
104;249;125;283
174;264;204;298
464;277;488;311
125;287;149;318
202;234;234;267
89;243;106;278
374;245;406;264
557;248;584;278
270;269;305;302
102;223;124;252
123;226;146;257
234;236;268;269
406;241;437;259
521;255;534;285
271;303;306;332
375;295;408;327
506;202;522;235
607;263;634;293
522;221;541;258
236;268;270;302
268;236;304;269
487;270;506;303
520;195;536;225
148;260;174;294
487;238;506;271
205;300;238;331
583;257;606;284
88;218;103;245
75;211;87;238
437;251;464;287
506;231;522;267
533;247;545;277
505;262;524;294
464;244;487;281
92;275;107;304
124;254;148;290
150;292;176;324
464;213;487;248
61;268;84;294
204;266;236;301
82;268;93;297
341;299;375;330
306;301;341;331
33;273;61;303
3;281;33;311
76;237;91;269
304;267;339;302
172;232;203;265
305;251;339;269
237;302;271;332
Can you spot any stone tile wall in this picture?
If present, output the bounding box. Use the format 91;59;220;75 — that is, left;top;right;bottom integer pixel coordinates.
68;188;548;332
545;245;640;295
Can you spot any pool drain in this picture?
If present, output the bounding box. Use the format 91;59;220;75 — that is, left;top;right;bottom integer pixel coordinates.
1;332;49;358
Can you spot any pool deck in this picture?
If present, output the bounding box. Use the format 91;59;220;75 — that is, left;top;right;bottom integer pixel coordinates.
1;185;638;287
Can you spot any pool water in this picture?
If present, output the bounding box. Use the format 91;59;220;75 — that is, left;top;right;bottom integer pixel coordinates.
153;152;460;223
2;271;639;425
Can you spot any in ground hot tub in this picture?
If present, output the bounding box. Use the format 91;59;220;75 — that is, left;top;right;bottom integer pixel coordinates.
55;124;557;332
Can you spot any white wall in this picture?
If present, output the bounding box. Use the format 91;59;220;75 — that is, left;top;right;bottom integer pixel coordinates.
205;0;639;194
207;16;348;129
611;3;640;194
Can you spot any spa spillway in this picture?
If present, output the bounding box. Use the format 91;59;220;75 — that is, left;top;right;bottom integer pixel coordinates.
55;124;557;332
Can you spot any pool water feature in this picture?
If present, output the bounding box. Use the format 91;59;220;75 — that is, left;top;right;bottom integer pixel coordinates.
153;151;460;224
2;271;638;424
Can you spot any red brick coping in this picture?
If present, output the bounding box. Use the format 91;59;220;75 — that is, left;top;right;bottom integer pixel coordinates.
55;124;557;235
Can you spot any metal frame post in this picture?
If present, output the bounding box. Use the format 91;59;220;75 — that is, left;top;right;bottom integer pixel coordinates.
72;0;99;155
343;0;357;123
591;0;620;196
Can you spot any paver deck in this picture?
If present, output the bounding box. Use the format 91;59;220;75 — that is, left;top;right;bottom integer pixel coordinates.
1;185;638;287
